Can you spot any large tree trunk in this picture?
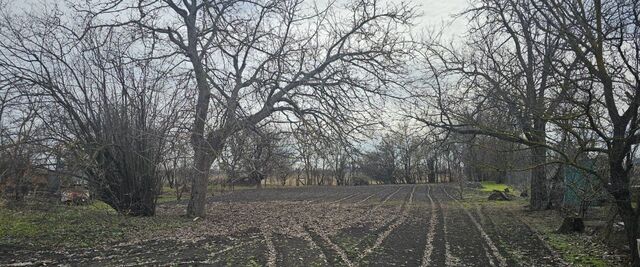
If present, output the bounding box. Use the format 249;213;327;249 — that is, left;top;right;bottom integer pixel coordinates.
530;145;547;210
610;158;640;266
529;119;548;210
621;207;639;267
184;21;215;217
186;148;216;218
427;157;436;183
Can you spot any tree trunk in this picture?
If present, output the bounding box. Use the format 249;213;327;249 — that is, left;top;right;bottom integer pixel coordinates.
427;158;435;183
610;159;640;266
435;155;439;183
619;203;640;267
256;173;265;189
447;156;452;183
186;148;216;218
530;145;547;210
184;21;216;216
529;119;548;210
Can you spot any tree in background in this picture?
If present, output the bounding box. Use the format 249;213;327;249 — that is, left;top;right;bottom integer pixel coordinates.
220;127;294;188
0;83;45;200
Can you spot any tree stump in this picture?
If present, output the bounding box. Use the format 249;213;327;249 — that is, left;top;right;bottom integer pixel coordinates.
556;217;585;233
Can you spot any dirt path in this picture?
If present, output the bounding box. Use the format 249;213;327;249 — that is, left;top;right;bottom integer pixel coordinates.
2;184;567;266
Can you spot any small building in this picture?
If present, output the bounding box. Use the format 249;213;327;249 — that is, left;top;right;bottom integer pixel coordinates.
563;161;608;213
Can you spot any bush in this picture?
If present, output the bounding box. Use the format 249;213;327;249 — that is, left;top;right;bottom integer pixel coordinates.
352;176;370;186
88;103;165;216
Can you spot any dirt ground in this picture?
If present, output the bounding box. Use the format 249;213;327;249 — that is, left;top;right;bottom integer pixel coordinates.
1;184;618;266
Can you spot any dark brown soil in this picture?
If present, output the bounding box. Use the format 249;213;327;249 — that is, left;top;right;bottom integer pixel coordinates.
2;184;571;266
272;233;326;266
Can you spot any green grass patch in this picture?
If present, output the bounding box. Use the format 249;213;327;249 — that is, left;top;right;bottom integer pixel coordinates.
87;200;118;213
480;181;515;192
157;193;179;204
0;201;189;249
333;235;362;260
546;234;608;267
0;204;125;248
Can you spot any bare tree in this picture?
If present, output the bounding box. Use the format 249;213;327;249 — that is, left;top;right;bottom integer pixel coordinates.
329;143;351;186
162;132;193;201
532;0;640;264
83;0;415;217
361;133;399;184
218;129;248;187
220;126;293;188
0;8;187;215
415;0;640;264
0;85;45;200
413;0;577;210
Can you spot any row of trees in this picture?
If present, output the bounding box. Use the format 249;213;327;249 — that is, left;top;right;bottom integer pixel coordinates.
360;124;454;184
0;0;415;216
2;0;640;264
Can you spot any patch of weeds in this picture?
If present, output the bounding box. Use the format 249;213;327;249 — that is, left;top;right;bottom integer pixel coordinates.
225;254;239;265
504;248;526;263
462;188;618;266
1;217;39;237
333;226;379;262
513;207;623;266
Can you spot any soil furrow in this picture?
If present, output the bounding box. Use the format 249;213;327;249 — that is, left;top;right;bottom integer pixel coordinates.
356;192;377;204
485;206;567;266
421;184;438;267
357;185;416;264
262;229;277;267
300;229;329;263
306;226;354;267
330;193;360;204
442;186;508;267
433;187;458;266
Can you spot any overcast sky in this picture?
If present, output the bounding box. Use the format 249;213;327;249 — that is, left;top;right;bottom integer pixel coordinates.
414;0;470;41
9;0;471;40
